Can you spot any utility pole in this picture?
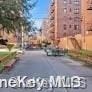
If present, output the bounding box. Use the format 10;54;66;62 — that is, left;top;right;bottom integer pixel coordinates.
83;15;87;50
21;25;24;50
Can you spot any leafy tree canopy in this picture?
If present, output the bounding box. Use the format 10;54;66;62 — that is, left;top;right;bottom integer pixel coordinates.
0;0;37;33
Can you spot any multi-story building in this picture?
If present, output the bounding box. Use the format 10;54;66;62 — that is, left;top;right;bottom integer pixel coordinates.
81;0;92;50
0;29;17;45
48;0;81;46
42;0;92;50
0;26;29;48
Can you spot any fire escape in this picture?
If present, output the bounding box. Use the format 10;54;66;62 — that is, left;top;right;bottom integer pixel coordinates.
49;1;55;42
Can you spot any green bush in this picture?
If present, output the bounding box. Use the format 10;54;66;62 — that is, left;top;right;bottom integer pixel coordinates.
0;63;4;72
7;44;14;52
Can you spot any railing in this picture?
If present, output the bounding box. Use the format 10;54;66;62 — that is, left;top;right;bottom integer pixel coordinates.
48;26;55;33
50;3;55;12
49;33;55;40
50;14;55;20
50;21;55;27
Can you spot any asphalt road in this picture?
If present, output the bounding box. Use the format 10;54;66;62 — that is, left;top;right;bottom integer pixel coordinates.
0;50;92;92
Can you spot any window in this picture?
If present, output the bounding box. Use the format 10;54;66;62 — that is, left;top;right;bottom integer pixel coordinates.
87;0;92;10
87;23;92;31
63;32;67;37
74;8;80;14
69;0;72;4
69;17;72;20
74;17;80;21
88;0;92;4
74;0;80;5
64;8;67;13
69;8;72;12
63;24;67;30
69;25;72;28
74;25;79;30
64;0;67;4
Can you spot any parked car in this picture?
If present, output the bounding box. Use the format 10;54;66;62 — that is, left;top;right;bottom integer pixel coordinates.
45;46;68;56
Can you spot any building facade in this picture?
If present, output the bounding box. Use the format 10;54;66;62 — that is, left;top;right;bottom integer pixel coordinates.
48;0;81;45
60;0;92;50
42;0;92;50
81;0;92;50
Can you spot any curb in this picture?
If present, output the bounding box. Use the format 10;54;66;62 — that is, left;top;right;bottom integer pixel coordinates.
4;59;17;71
68;54;92;65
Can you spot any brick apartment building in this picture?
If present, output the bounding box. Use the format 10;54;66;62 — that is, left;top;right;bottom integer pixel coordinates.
0;29;17;45
42;0;92;50
81;0;92;50
47;0;81;45
0;27;29;48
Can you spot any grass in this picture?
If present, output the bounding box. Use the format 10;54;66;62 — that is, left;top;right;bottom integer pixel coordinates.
80;50;92;57
0;63;4;72
68;50;92;57
0;52;11;58
0;51;16;72
68;49;92;65
0;52;10;72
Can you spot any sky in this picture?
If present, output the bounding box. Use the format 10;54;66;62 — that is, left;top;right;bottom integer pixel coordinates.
31;0;51;29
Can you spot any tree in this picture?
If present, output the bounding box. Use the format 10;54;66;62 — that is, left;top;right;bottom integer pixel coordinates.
0;0;37;45
0;0;37;33
0;0;22;33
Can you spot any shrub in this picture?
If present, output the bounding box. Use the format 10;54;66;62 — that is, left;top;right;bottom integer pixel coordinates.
7;44;14;52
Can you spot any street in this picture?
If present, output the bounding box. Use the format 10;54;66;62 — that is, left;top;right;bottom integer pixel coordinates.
0;50;92;92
